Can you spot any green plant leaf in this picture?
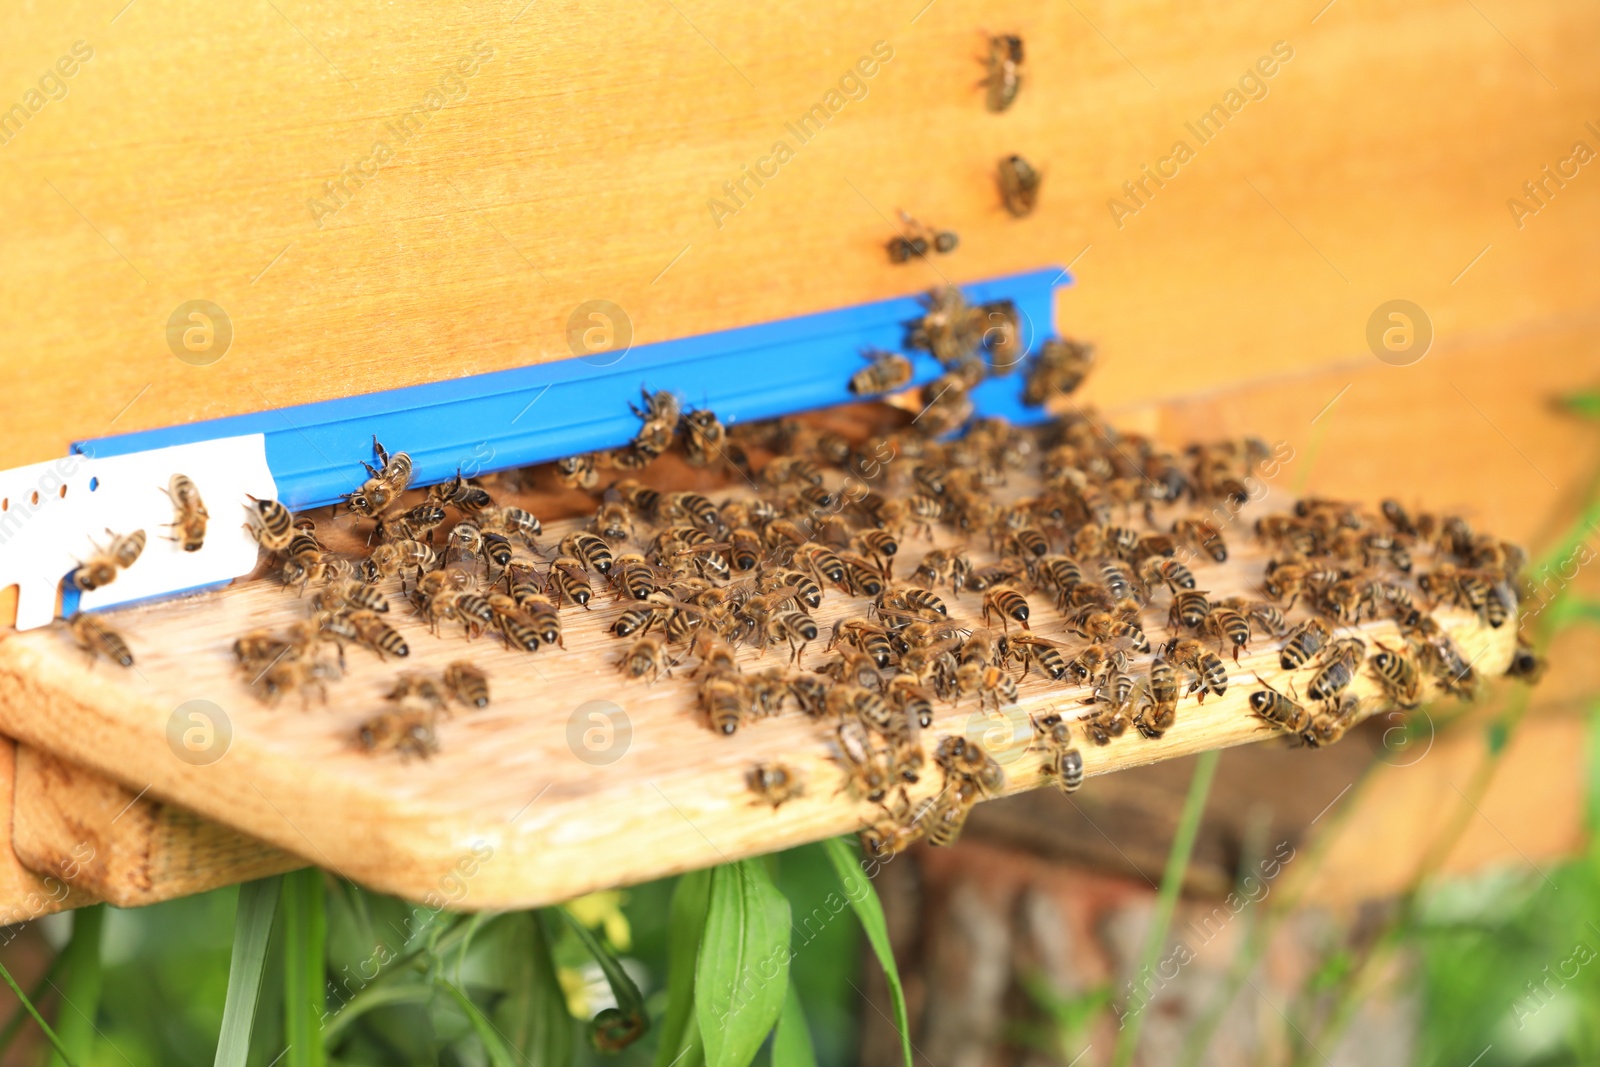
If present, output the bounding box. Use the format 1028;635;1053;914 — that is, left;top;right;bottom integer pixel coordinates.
821;837;912;1067
695;861;791;1067
1560;390;1600;419
772;983;818;1067
493;912;573;1066
560;905;650;1051
656;870;711;1067
47;904;105;1067
437;977;517;1067
0;953;61;1059
215;876;284;1067
0;946;76;1067
282;868;327;1067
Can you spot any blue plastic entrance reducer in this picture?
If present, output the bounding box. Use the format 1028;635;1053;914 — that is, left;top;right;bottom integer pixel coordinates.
75;267;1069;511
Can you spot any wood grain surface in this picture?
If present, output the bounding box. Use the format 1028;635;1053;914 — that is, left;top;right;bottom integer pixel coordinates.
0;472;1515;907
10;745;302;908
0;0;1596;467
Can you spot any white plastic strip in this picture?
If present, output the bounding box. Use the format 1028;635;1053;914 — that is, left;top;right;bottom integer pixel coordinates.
0;435;276;631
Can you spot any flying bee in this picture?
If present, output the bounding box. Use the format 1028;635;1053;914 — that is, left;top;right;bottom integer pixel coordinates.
849;349;915;397
357;708;438;760
1249;675;1311;734
981;585;1031;630
73;527;145;591
554;453;599;489
442;661;490;709
982;32;1023;112
618;633;671;682
347;609;409;659
160;474;209;552
997;154;1041;217
1167;638;1228;701
748;763;804;809
347;436;413;517
66;612;134;667
1368;642;1422;709
1305;638;1366;702
681;408;727;468
1202;607;1252;663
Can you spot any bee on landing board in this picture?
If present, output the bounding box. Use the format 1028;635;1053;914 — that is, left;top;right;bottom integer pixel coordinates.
162;474;208;552
981;33;1024;112
65;612;134;667
347;436;413;518
747;762;804;809
997;154;1041;217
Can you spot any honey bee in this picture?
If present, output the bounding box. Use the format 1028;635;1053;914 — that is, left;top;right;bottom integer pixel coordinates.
545;556;593;609
956;661;1019;710
1171;516;1227;563
161;474;208;552
761;568;824;611
997;154;1041;217
347;609;410;659
907;286;982;369
1368;642;1421;709
840;553;887;598
312;578;390;616
387;673;448;715
73;527;145;591
832;618;896;670
886;674;936;730
1072;607;1150;653
1141;557;1195;594
681;408;728;468
619;633;671;681
378;502;449;545
443;661;490;709
357;708;438;760
429;469;494;513
561;531;615;576
1135;656;1181;739
860;792;933;858
912;547;972;592
480;505;542;547
480;532;514;579
1166;638;1228;701
849;349;915;397
934;735;1005;796
923;777;982;847
981;585;1031;630
66;612;134;667
244;496;295;553
1249;675;1310;734
1006;633;1069;681
1167;589;1211;631
1301;694;1361;748
1032;713;1085;794
700;671;748;735
1278;617;1330;670
554;453;600;489
1305;638;1365;702
1410;617;1478;698
748;762;804;809
1022;338;1095;406
982;33;1024;112
1201;606;1252;663
623;388;682;466
347;436;413;518
837;719;894;803
367;539;437;581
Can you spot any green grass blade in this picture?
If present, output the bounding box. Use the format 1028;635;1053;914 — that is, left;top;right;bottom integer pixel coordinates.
1560;390;1600;419
492;912;573;1066
0;952;61;1058
436;977;517;1067
281;868;327;1067
821;836;912;1067
560;904;650;1051
655;869;711;1067
772;983;818;1067
1111;749;1220;1067
215;876;284;1067
318;983;433;1045
48;903;105;1067
696;860;791;1067
0;952;75;1067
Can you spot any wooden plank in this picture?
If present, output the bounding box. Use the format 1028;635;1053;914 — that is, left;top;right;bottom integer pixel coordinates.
0;737;95;926
0;483;1516;908
9;745;303;909
1;0;1597;467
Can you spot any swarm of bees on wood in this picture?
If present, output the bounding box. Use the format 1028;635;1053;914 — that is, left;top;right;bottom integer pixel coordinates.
57;281;1543;864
